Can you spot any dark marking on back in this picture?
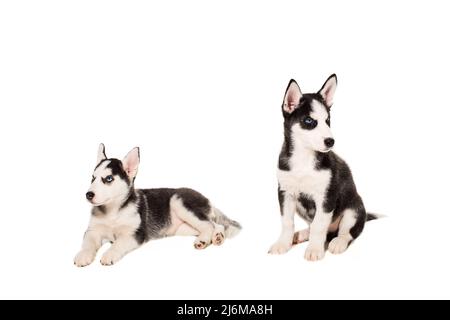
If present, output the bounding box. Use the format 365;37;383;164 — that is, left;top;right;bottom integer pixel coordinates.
175;188;211;221
133;188;212;244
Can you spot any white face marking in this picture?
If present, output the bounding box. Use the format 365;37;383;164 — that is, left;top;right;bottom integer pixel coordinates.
291;100;333;153
88;160;130;206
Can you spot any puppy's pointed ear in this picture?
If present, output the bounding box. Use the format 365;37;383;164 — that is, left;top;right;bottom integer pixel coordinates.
122;147;140;179
319;74;337;107
283;79;302;114
97;143;107;164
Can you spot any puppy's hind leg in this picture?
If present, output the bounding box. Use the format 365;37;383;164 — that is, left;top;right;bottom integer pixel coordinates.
328;207;365;255
292;228;309;245
170;196;214;250
175;223;200;236
292;221;340;245
212;223;225;246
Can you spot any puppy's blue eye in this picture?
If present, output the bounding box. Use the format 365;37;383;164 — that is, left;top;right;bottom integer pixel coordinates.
105;175;114;183
303;117;314;125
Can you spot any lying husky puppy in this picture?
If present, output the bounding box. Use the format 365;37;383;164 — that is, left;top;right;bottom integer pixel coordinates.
74;144;241;267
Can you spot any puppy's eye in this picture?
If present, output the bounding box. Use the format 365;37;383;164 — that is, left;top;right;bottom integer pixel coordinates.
303;117;314;125
91;176;95;183
326;117;331;126
104;175;114;183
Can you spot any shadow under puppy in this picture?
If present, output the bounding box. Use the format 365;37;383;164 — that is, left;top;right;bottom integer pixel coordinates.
75;144;241;267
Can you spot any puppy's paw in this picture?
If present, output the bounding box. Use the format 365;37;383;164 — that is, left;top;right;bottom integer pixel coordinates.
328;237;349;255
194;239;209;250
304;245;325;261
292;229;309;245
74;250;95;267
268;241;292;255
212;231;225;246
100;250;122;266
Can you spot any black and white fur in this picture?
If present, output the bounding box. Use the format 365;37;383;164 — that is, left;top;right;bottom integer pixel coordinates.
269;75;379;261
74;144;241;267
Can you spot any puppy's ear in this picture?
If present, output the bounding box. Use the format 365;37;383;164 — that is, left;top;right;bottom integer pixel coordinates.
319;74;337;107
283;79;302;114
97;143;107;164
122;147;140;179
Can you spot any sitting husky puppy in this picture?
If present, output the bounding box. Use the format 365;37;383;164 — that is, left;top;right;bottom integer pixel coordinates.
269;75;379;261
74;144;241;267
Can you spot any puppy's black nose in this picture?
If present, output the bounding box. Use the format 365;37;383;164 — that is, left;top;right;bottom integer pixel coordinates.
86;192;95;201
324;138;335;148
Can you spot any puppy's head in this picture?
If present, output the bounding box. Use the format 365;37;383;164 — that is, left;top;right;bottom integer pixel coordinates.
86;144;140;206
282;74;337;153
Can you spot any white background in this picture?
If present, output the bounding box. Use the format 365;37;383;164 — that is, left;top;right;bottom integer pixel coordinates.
0;0;449;300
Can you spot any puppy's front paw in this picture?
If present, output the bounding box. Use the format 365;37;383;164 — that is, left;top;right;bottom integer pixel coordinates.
100;250;122;266
304;245;325;261
328;237;349;255
268;241;292;255
74;250;95;267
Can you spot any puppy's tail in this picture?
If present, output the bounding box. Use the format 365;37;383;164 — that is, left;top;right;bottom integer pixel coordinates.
212;207;242;238
366;212;386;221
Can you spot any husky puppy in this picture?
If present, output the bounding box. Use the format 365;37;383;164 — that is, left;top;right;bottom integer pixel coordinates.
269;75;379;261
74;144;241;267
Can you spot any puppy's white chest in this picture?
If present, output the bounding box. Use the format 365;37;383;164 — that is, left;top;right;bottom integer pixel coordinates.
90;205;141;240
278;161;330;197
